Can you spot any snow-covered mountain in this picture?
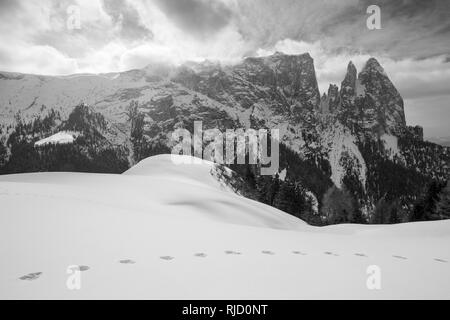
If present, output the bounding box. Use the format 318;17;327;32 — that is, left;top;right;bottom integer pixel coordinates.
0;154;449;299
0;52;448;223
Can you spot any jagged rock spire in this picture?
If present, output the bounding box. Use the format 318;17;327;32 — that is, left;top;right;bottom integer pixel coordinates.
358;57;406;135
340;61;357;109
342;62;357;91
327;84;340;113
332;58;406;136
320;84;341;114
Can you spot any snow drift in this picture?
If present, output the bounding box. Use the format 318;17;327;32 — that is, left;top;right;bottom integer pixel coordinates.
34;131;79;147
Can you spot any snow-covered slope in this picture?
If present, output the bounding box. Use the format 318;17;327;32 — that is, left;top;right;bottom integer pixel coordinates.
34;131;79;147
321;122;367;189
0;155;449;299
1;53;448;211
0;68;175;127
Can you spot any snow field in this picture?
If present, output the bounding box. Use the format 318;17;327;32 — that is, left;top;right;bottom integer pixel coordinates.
0;155;449;299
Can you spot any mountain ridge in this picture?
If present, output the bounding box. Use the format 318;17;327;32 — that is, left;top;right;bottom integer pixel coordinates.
0;51;448;224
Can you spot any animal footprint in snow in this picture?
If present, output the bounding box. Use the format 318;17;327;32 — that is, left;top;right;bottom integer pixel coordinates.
160;256;174;261
119;259;136;264
354;253;368;258
292;251;307;255
392;255;407;260
225;250;241;255
262;250;275;255
434;258;447;263
19;272;42;281
194;253;207;258
78;265;90;271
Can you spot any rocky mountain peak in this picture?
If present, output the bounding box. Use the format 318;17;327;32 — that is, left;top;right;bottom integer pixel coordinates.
236;52;321;113
327;84;340;113
347;60;357;74
326;57;406;136
363;57;384;72
339;61;357;113
341;61;357;93
358;58;406;136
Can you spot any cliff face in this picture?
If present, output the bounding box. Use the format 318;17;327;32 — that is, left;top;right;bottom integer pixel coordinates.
357;58;406;136
173;52;321;125
340;61;358;107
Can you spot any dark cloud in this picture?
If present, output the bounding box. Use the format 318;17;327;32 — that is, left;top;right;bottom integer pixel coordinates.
0;0;22;19
101;0;153;42
153;0;233;37
320;0;450;59
366;0;445;20
236;0;450;60
0;0;20;11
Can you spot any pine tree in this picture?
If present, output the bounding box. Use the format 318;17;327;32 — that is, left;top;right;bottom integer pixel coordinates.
321;186;354;224
256;176;279;205
436;182;450;219
267;176;280;205
388;204;400;224
350;206;366;224
412;180;446;221
244;166;256;189
371;198;403;224
0;140;6;169
273;182;295;215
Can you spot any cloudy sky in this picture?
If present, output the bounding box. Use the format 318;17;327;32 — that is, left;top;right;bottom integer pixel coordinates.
0;0;449;137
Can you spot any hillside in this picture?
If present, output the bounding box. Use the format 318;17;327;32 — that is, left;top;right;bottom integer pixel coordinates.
0;52;448;224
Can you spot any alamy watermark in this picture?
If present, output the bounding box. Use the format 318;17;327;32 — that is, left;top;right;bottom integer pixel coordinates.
64;4;380;31
367;5;381;30
66;265;82;290
67;5;81;30
171;121;280;175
